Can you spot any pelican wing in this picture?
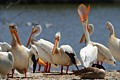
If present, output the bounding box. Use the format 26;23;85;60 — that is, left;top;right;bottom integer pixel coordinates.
60;45;81;65
80;44;98;67
92;42;116;66
38;39;53;53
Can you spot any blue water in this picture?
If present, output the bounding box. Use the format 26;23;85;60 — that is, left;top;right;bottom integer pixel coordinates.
0;4;120;71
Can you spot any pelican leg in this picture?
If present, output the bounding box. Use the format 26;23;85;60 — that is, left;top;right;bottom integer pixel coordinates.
66;65;69;74
60;66;63;74
24;68;27;78
44;62;48;72
47;63;51;73
97;61;99;64
7;73;9;79
38;65;41;72
11;69;14;77
75;64;79;70
100;62;103;65
32;55;37;73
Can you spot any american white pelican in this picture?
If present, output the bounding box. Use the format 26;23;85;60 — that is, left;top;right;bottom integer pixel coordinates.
78;4;98;68
106;21;120;62
0;51;14;79
80;24;116;66
52;32;80;74
26;24;57;73
0;42;11;52
9;24;43;77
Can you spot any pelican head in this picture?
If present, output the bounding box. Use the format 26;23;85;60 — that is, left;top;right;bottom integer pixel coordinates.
55;32;61;41
26;24;42;47
9;23;21;45
52;32;61;54
106;21;115;36
32;24;42;37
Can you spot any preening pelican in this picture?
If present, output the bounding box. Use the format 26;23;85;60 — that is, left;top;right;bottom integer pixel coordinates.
106;21;120;62
26;24;57;73
52;32;80;74
0;42;11;52
78;4;98;68
80;24;116;66
0;51;14;79
9;24;42;77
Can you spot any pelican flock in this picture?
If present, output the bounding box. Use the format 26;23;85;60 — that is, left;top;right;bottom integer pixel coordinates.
0;3;119;79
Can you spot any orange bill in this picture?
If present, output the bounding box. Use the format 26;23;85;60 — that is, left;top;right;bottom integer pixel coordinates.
26;27;38;47
78;4;90;23
10;26;21;45
52;37;59;55
80;33;85;43
26;32;32;47
37;58;46;67
80;25;91;43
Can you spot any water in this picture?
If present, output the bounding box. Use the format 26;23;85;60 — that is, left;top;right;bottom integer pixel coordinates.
0;4;120;70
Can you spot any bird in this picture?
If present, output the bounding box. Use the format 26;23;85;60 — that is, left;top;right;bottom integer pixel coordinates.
80;24;116;66
106;21;120;62
73;67;105;79
26;24;57;73
9;23;43;77
0;42;11;52
78;4;98;68
0;51;14;79
52;32;81;74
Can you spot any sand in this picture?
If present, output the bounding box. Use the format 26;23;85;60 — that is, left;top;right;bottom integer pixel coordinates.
6;70;120;80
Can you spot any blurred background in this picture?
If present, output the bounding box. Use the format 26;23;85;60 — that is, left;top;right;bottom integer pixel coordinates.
0;0;120;71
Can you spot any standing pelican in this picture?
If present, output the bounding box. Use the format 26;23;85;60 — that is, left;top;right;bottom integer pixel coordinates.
26;24;57;73
0;51;14;79
78;4;98;68
9;23;42;77
106;21;120;62
80;24;116;66
52;32;80;74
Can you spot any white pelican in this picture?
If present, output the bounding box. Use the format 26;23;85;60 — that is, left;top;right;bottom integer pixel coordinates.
0;51;14;79
9;23;44;77
0;42;11;52
106;21;120;62
78;4;98;68
26;24;57;73
52;32;81;74
80;24;116;66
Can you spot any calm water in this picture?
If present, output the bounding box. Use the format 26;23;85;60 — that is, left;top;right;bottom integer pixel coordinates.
0;4;120;70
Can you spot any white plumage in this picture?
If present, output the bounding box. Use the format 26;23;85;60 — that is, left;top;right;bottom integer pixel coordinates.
106;21;120;62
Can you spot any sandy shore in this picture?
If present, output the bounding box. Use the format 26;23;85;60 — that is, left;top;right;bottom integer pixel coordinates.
7;70;120;80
